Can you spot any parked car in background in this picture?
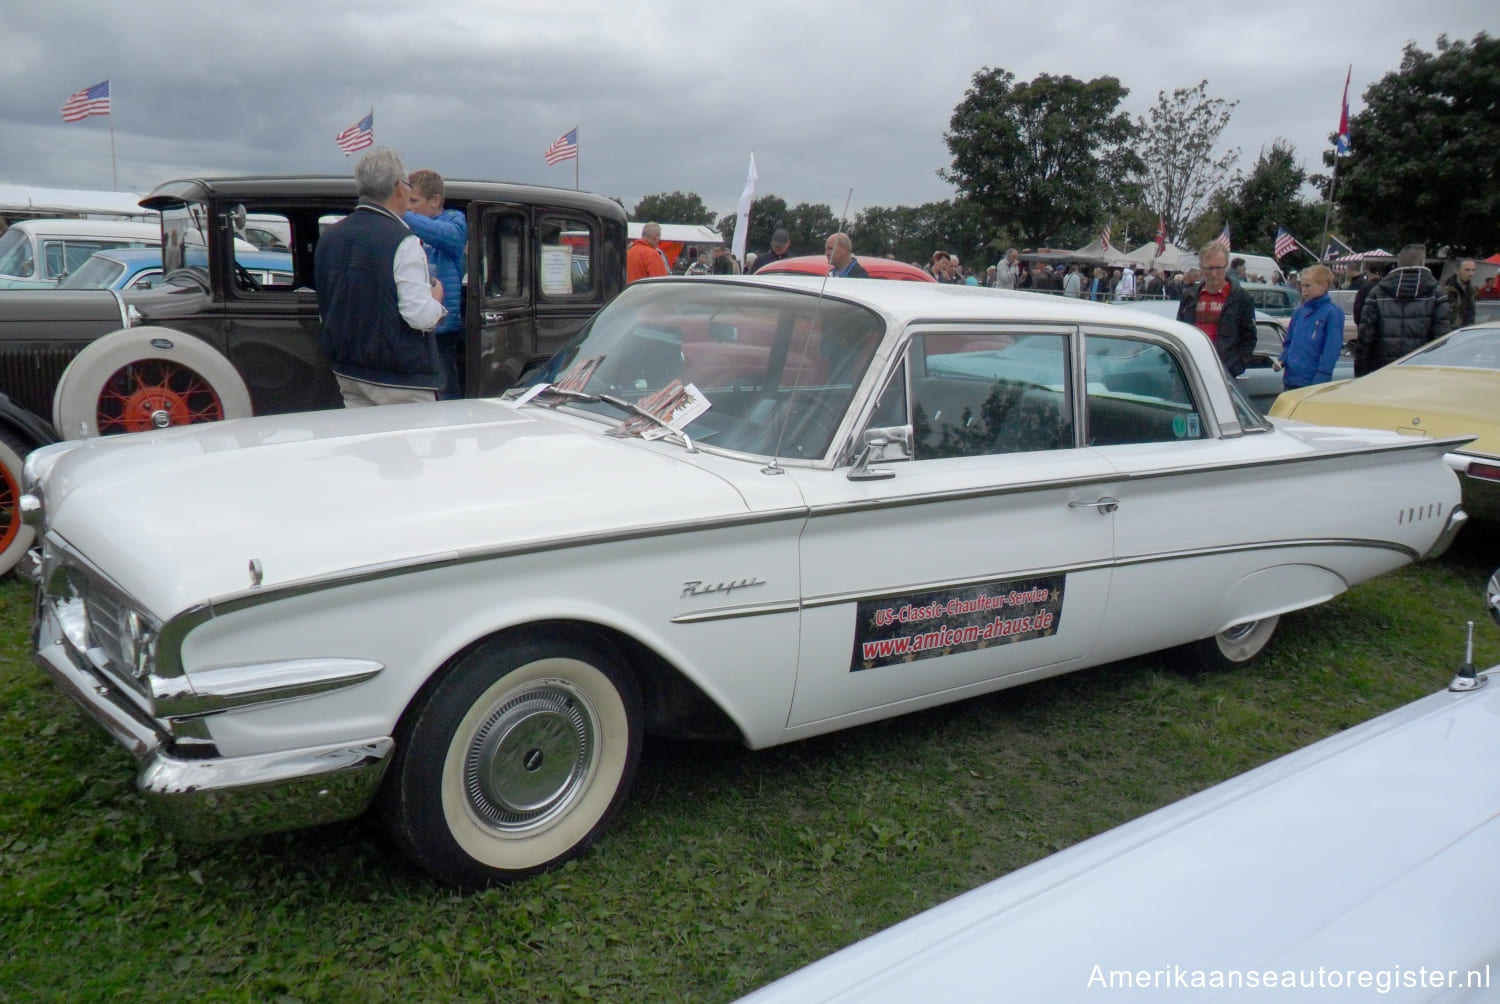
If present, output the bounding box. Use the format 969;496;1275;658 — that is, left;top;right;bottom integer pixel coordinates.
0;175;628;578
1115;299;1352;412
0;218;161;289
1237;281;1299;317
27;275;1465;889
739;567;1500;1004
1271;323;1500;524
57;247;295;292
754;254;938;282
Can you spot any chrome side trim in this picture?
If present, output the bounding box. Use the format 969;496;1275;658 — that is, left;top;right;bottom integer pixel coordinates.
138;737;393;842
670;600;803;624
152;657;385;720
799;537;1415;610
1424;507;1468;560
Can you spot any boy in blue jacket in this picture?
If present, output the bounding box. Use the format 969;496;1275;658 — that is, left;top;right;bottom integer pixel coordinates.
405;169;468;398
1277;265;1345;389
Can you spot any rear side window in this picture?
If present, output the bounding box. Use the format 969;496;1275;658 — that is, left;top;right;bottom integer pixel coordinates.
1084;335;1205;445
537;214;595;299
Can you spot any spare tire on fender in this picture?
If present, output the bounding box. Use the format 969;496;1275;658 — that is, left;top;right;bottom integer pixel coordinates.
52;327;253;439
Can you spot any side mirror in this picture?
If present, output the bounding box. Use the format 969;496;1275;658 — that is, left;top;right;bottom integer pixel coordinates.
847;425;913;482
231;204;248;233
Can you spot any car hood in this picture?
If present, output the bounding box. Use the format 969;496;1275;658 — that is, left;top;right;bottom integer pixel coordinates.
741;672;1500;1002
1278;366;1500;456
38;400;756;618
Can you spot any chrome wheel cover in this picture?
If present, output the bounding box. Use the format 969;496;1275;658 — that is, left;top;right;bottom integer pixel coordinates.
462;680;596;833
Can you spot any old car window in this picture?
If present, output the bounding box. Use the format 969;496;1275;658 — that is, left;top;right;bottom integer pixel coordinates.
0;228;33;277
909;331;1074;459
483;211;527;300
1084;334;1206;445
536;282;882;460
538;215;594;298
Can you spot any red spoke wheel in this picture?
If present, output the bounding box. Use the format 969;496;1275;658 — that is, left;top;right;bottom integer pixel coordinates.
96;359;226;434
0;430;36;578
52;327;252;440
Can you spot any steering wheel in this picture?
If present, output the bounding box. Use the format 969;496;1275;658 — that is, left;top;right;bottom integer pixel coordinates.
772;396;844;458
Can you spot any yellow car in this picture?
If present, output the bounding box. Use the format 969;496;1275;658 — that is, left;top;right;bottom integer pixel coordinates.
1270;323;1500;521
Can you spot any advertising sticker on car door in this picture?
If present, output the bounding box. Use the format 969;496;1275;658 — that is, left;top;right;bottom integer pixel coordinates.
852;575;1066;671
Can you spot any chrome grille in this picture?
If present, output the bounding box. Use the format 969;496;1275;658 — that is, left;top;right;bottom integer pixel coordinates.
85;583;129;672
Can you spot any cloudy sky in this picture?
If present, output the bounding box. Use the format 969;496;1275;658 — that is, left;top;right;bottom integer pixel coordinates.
2;1;1492;225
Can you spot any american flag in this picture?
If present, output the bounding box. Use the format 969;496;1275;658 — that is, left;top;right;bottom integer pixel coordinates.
336;111;374;156
61;80;111;122
1211;223;1231;253
545;127;579;166
1100;224;1112;250
1154;216;1166;256
1273;227;1297;260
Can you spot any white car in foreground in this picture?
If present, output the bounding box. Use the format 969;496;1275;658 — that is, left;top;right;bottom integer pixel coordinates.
740;570;1500;1003
25;275;1467;888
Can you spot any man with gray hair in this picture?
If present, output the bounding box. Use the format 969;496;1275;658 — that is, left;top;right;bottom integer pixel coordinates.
994;248;1020;289
1355;243;1450;376
315;147;448;407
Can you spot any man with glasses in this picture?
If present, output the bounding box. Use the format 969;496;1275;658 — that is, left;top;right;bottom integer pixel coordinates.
1177;243;1257;377
315;147;447;406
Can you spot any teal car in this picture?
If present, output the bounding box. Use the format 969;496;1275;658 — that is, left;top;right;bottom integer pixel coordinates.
58;247;295;291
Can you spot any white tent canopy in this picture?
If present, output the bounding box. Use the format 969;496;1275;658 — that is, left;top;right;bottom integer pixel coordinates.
627;223;722;245
0;183;154;221
1115;241;1191;271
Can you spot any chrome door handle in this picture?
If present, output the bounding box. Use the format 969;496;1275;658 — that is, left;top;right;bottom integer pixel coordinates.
1068;496;1119;514
483;311;506;323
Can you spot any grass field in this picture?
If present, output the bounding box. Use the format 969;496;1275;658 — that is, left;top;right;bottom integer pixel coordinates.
3;527;1497;1003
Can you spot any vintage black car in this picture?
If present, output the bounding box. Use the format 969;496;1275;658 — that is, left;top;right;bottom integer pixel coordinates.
0;175;628;574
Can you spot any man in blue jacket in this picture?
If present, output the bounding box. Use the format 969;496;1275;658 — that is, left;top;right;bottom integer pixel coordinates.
1276;264;1345;389
405;169;468;398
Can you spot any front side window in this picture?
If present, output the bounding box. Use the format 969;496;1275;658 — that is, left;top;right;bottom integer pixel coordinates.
909;331;1074;458
1084;334;1206;445
0;228;33;277
482;211;527;300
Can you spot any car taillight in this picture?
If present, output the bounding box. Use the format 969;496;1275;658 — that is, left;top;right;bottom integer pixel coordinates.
1467;461;1500;483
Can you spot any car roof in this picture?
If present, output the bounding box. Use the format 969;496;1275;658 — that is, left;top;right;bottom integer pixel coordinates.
140;175;627;222
758;255;938;282
7;218;161;238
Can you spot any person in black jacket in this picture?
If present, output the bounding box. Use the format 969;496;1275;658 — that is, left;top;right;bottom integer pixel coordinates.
746;229;792;273
1176;243;1257;377
1355;244;1451;376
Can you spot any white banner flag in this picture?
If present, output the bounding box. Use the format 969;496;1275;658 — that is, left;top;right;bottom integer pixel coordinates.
730;153;756;263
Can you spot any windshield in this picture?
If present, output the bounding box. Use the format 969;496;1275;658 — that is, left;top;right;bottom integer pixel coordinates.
58;254;127;289
533;282;886;460
1402;326;1500;371
160;203;210;273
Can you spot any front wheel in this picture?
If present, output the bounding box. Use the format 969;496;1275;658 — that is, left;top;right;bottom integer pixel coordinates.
380;631;643;888
1182;615;1280;672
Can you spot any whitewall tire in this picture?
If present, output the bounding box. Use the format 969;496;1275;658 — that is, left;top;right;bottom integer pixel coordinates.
0;429;36;578
1184;616;1281;672
52;327;252;439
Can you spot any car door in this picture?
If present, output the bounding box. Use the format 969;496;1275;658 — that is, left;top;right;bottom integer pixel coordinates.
786;324;1118;730
468;202;534;394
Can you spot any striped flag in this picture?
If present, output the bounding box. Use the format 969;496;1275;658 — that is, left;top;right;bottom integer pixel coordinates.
61;80;111;122
545;127;579;166
1154;216;1166;256
1273;227;1297;260
1211;223;1231;253
1100;224;1112;250
1335;66;1351;155
336;111;374;156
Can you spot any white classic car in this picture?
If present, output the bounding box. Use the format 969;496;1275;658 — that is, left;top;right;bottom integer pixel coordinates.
25;275;1468;888
739;570;1500;1003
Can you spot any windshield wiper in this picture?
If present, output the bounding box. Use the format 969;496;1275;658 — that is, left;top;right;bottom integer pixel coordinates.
597;393;697;452
532;386;599;407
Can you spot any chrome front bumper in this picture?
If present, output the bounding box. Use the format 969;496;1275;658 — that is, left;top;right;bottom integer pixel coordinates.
34;606;393;843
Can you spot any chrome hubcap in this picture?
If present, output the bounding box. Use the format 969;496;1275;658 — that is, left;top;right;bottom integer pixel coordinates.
464;684;593;831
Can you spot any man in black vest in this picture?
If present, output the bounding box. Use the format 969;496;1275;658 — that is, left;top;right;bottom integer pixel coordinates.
316;147;448;406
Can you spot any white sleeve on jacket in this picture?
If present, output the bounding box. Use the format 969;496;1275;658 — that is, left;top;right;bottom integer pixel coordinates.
392;235;447;332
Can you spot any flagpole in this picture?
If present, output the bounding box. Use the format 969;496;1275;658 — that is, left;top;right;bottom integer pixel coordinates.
1319;157;1340;263
109;118;118;191
574;126;579;191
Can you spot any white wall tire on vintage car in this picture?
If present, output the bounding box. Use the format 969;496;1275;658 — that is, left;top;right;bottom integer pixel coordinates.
1184;615;1281;672
0;429;36;578
52;327;253;439
380;632;644;889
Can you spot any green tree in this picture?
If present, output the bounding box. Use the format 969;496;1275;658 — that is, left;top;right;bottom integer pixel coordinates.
941;68;1141;248
1218;140;1325;266
718;194;790;255
629;191;716;227
1333;32;1500;255
1137;81;1239;244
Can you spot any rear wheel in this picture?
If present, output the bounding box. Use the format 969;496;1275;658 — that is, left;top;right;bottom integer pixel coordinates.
1183;616;1280;672
52;328;252;438
0;429;36;578
380;631;642;888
